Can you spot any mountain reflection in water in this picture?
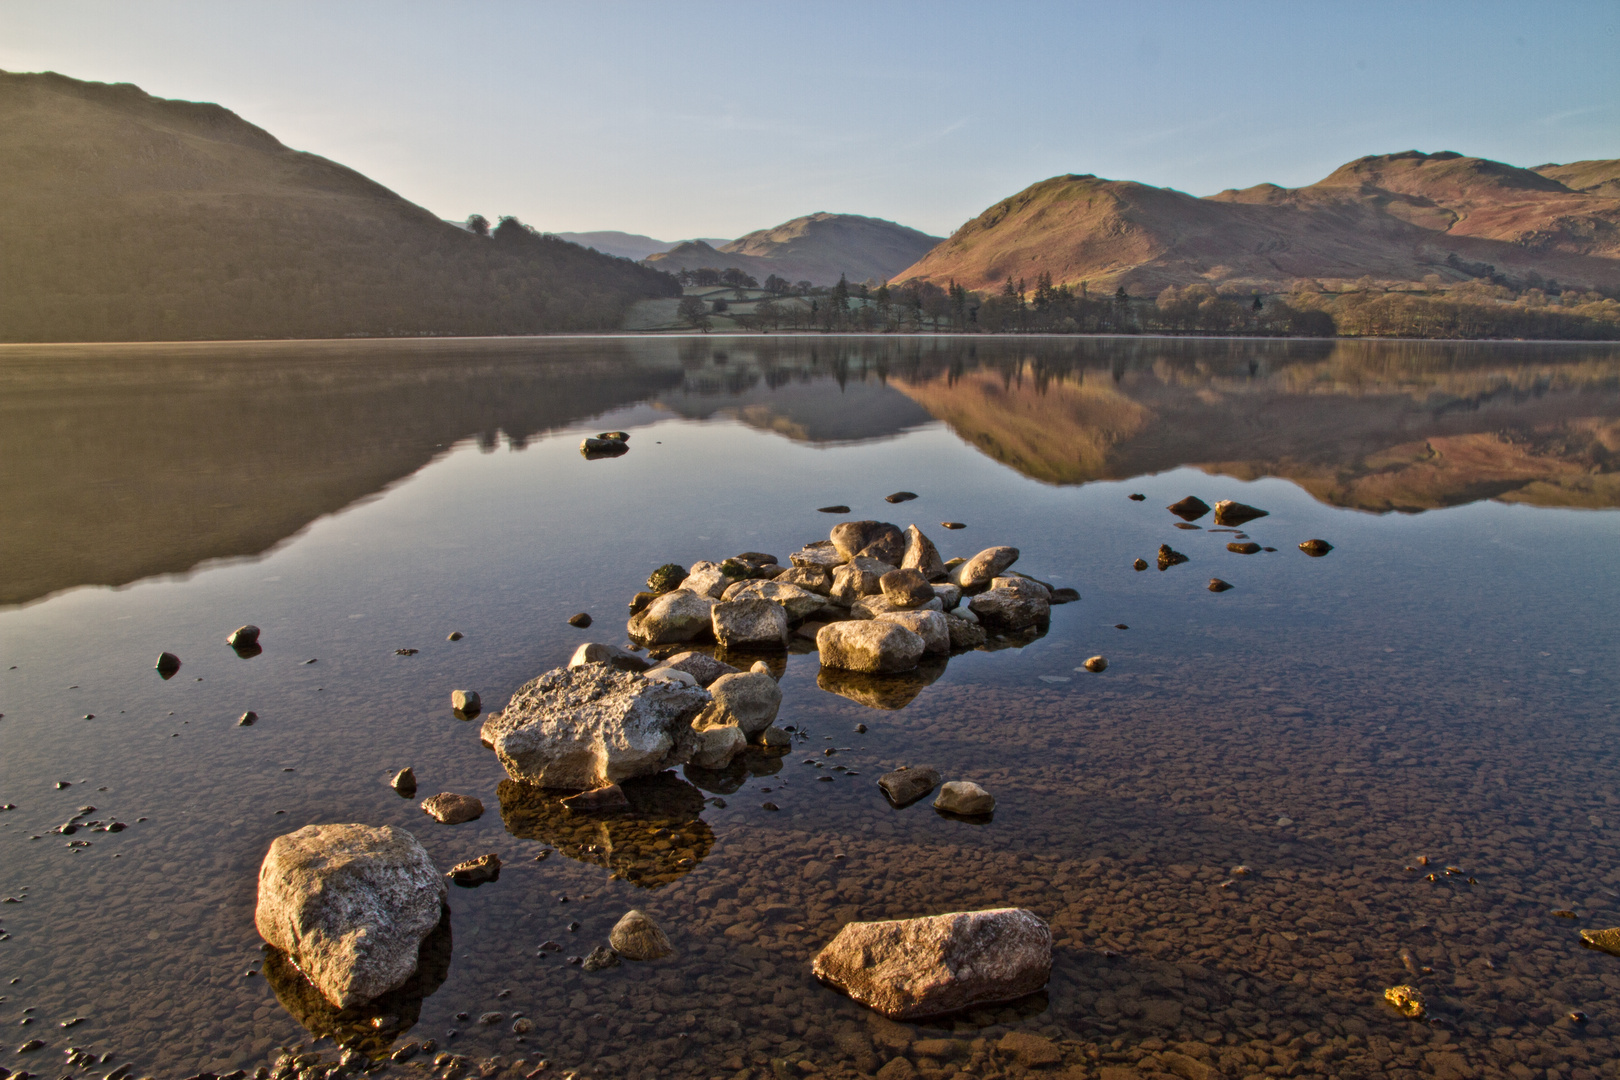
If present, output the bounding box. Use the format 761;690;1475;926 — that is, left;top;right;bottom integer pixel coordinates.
4;334;1616;607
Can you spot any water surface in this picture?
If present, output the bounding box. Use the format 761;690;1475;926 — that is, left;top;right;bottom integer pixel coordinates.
1;335;1618;1079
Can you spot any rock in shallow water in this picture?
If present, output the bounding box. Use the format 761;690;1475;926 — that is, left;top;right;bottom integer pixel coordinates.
1157;545;1189;570
155;651;181;675
878;766;940;807
830;520;904;563
646;650;738;688
1227;541;1261;554
900;525;946;581
446;853;501;887
1083;656;1107;673
568;642;651;674
582;944;620;971
879;568;935;609
484;665;710;789
450;690;481;714
610;909;673;961
227;625;261;648
711;597;790;649
628;589;714;646
934;780;995;815
1208;578;1234;592
950;546;1019;588
390;768;417;797
695;670;781;738
1300;538;1334;557
255;823;446;1009
1167;495;1210;521
816;621;925;674
876;609;949;655
720;579;824;621
420;793;484;824
567;612;592;628
811;908;1051;1020
1213;499;1268;526
646;563;687;594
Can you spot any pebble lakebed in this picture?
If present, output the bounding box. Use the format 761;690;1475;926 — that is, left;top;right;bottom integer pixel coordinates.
2;345;1618;1080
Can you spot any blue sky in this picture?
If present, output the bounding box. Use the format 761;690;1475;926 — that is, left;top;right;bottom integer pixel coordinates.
3;1;1616;240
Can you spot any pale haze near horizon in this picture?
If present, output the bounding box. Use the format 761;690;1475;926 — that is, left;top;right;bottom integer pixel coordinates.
2;0;1615;242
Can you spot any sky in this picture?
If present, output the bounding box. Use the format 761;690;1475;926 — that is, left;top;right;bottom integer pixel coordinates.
2;1;1616;241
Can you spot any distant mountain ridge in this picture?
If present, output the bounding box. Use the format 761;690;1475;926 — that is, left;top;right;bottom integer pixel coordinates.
894;151;1620;296
645;212;942;284
551;231;731;261
0;70;677;341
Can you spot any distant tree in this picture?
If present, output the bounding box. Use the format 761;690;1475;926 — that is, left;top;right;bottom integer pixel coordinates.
1252;294;1263;311
465;214;490;236
677;295;711;331
795;280;813;295
764;274;790;295
755;299;780;330
720;268;748;287
692;268;722;286
711;297;729;313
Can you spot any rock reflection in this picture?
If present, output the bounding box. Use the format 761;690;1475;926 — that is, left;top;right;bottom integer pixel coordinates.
683;745;786;794
261;905;451;1057
816;656;950;710
497;773;713;888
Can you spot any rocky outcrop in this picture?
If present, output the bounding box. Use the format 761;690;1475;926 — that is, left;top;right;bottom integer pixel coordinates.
255;824;447;1008
816;620;926;673
811;908;1052;1020
485;666;711;789
628;589;715;645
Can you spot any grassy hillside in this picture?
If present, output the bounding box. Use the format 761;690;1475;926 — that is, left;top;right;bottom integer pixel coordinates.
894;151;1620;300
0;70;679;341
645;213;941;285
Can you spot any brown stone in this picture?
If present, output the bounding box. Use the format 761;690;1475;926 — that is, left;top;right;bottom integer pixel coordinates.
880;568;935;608
999;1031;1062;1067
420;793;483;824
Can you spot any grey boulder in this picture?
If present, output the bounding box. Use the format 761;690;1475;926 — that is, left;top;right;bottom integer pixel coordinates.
876;610;949;655
773;565;833;596
645;650;739;688
681;560;742;599
627;589;715;646
721;579;825;622
816;621;925;674
934;780;995;815
688;724;746;769
900;525;947;581
950;547;1020;589
255;823;446;1009
878;766;941;807
484;665;710;789
830;520;904;562
420;793;484;824
879;568;936;609
694;670;782;738
968;587;1049;630
711;598;790;649
789;542;847;569
811;908;1052;1020
568;642;651;674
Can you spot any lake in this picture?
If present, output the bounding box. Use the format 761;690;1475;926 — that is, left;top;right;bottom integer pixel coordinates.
1;334;1618;1080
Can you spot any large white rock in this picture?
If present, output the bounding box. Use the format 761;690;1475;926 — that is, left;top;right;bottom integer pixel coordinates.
627;589;715;646
877;609;949;655
816;620;925;673
694;670;782;737
812;908;1052;1020
721;579;825;622
485;666;711;789
710;597;790;649
255;824;446;1009
681;560;742;599
950;546;1020;589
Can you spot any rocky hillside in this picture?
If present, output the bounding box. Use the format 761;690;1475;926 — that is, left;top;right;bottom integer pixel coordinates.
646;213;941;285
0;70;678;341
893;151;1620;296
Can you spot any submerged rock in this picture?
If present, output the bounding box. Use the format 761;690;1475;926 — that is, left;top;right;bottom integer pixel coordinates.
934;781;995;815
390;768;418;797
812;908;1052;1020
1208;578;1234;592
255;823;446;1008
711;598;790;649
1157;545;1189;570
878;766;940;807
1213;499;1268;526
817;505;851;514
567;613;593;628
610;909;673;961
486;665;710;789
582;944;620;971
1384;984;1425;1019
900;526;947;581
420;793;484;824
1133;558;1148;571
1167;496;1211;521
446;853;501;887
1227;542;1262;555
1300;539;1334;557
580;437;628;458
884;491;918;503
817;621;925;674
1579;927;1620;956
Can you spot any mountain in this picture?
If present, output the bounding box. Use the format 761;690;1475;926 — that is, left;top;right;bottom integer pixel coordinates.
0;70;678;342
893;151;1620;296
552;231;731;261
645;213;942;284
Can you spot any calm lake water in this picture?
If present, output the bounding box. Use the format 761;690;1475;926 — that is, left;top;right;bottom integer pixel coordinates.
1;335;1618;1080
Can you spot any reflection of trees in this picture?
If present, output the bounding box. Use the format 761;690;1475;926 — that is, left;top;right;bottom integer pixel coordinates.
261;905;452;1057
496;774;713;889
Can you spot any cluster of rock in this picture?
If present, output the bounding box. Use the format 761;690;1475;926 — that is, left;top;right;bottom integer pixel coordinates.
623;519;1074;678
